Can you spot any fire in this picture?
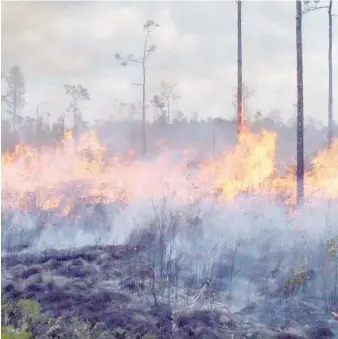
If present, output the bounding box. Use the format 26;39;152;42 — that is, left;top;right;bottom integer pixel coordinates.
2;144;35;165
305;139;338;199
199;129;277;200
1;128;337;217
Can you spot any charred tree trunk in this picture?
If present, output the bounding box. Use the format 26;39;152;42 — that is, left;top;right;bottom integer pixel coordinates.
36;106;39;138
142;61;147;156
73;98;78;141
213;122;216;160
167;98;171;124
237;0;244;139
60;115;65;137
328;0;333;148
13;84;17;134
296;0;304;206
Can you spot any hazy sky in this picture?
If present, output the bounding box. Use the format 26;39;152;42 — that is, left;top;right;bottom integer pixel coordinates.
1;1;337;125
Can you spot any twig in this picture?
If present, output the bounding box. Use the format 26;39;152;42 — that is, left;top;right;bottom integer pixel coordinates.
42;316;64;337
299;300;320;311
189;284;208;306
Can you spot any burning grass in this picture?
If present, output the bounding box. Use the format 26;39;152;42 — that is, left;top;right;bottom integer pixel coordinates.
1;126;338;336
1;127;338;217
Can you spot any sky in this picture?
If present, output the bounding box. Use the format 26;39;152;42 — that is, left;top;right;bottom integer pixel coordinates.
1;0;337;125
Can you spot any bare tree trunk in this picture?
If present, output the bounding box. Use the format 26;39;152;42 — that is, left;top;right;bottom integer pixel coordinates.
328;0;333;148
12;111;16;134
296;0;304;206
167;98;170;124
116;22;157;155
141;27;151;156
142;61;146;155
73;98;78;141
153;105;156;124
13;84;17;134
212;122;216;160
237;0;244;139
36;106;39;138
60;115;65;137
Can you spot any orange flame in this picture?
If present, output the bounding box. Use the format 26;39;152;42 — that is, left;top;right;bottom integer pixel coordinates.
1;128;337;216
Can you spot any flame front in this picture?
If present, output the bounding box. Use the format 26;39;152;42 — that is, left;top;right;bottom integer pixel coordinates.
200;129;277;200
2;128;337;216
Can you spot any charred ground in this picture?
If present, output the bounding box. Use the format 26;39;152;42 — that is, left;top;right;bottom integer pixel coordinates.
2;222;338;338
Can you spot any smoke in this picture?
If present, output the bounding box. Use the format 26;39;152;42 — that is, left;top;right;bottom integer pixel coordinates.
2;119;338;327
2;194;338;316
2;119;337;253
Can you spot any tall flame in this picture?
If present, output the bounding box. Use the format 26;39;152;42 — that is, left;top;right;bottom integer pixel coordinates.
2;128;337;216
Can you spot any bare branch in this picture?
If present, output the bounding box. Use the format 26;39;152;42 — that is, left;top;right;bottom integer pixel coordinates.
115;52;143;66
131;82;143;87
143;20;159;30
302;0;331;14
302;5;329;14
147;44;157;54
146;44;157;60
146;50;157;59
114;53;122;60
128;57;143;64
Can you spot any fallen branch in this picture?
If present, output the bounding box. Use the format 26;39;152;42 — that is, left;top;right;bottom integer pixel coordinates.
330;311;338;321
299;300;320;311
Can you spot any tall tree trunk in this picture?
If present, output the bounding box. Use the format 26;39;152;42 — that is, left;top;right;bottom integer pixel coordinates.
36;106;39;138
73;98;78;141
296;0;304;207
60;115;65;137
328;0;333;148
237;0;244;139
142;61;146;155
212;122;216;160
167;98;170;124
13;84;17;134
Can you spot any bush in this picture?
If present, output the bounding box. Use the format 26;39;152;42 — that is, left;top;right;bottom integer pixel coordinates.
1;296;39;338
